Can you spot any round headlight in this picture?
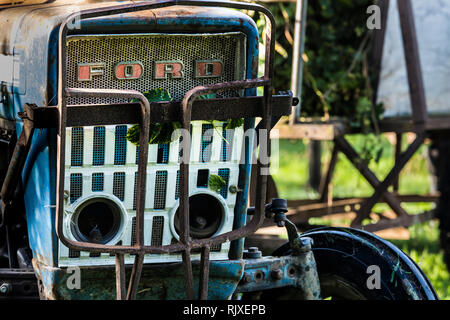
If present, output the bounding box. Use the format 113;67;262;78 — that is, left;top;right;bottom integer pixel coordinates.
174;193;225;239
71;198;123;244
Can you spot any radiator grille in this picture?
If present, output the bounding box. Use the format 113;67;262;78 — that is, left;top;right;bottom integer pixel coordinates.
221;125;234;162
175;170;180;200
62;33;245;266
218;168;230;199
92;126;105;166
70;173;83;203
154;171;167;209
92;172;104;192
66;33;246;105
114;126;128;165
200;124;214;162
133;172;138;210
113;172;125;201
131;217;136;246
135;146;140;165
71;127;83;166
68;248;80;258
151;216;164;246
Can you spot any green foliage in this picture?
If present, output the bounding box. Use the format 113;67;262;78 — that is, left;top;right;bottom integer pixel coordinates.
255;0;383;130
274;139;450;299
209;174;226;193
127;88;182;145
127;89;243;146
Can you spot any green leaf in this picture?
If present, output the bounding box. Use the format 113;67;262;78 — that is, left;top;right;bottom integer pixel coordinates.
209;174;226;193
127;88;182;145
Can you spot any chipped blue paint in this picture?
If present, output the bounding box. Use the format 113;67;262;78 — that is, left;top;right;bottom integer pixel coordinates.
34;259;245;300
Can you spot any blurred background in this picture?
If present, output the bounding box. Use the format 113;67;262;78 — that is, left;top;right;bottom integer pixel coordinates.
246;0;450;299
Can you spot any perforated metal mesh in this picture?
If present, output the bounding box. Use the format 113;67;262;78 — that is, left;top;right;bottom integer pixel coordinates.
114;126;127;165
133;171;138;210
92;126;105;166
200;124;214;162
70;173;83;203
113;172;125;201
135;146;140;165
68;248;80;258
71;127;83;166
220;125;234;162
92;172;104;192
175;170;180;200
131;217;136;246
154;171;167;209
66;33;246;105
151;216;164;246
218;168;230;199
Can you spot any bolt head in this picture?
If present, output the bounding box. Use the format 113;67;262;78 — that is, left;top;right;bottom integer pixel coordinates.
271;269;283;280
0;283;11;294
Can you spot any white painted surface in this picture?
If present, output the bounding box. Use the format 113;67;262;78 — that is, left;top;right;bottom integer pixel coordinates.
377;0;450;118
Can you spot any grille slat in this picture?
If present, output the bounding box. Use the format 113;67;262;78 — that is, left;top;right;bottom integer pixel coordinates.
92;172;104;192
71;127;83;166
113;172;126;201
154;171;168;209
70;173;83;203
151;216;164;246
114;125;127;165
131;217;136;246
175;170;180;200
218;168;230;199
200;124;214;163
220;125;234;162
92;126;105;165
68;248;80;258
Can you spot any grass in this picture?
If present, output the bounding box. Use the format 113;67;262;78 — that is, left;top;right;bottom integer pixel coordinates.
271;135;450;299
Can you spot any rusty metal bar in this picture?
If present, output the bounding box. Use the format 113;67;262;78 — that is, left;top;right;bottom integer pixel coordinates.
181;249;194;300
0;109;35;227
115;253;126;300
126;254;145;300
199;246;211;300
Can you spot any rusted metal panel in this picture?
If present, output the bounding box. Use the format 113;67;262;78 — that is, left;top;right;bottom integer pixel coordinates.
33;258;245;300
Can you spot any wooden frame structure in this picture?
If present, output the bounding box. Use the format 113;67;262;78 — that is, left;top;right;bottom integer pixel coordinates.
251;0;450;235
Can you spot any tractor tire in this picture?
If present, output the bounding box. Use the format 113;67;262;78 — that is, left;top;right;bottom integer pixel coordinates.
263;227;438;300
